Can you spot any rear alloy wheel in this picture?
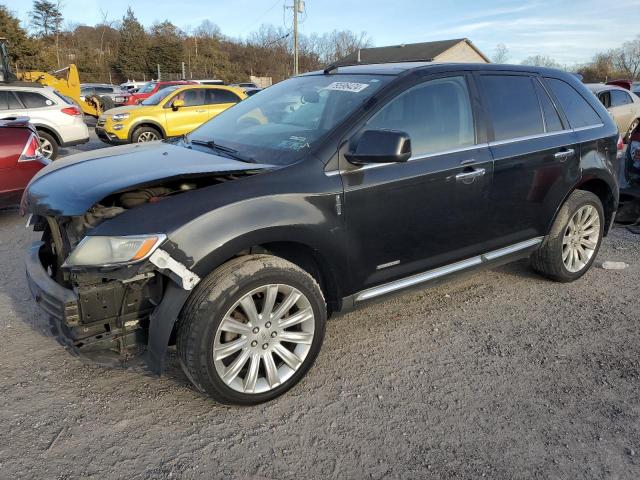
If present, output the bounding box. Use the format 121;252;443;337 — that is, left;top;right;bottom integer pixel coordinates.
132;126;161;143
177;255;326;405
37;131;59;160
562;204;600;273
626;119;639;142
531;190;604;282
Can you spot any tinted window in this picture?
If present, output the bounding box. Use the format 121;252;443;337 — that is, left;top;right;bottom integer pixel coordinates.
80;87;93;96
534;79;564;132
16;91;54;108
480;75;543;141
0;91;10;110
0;91;24;110
610;90;632;107
158;84;178;91
94;86;114;94
545;78;602;128
366;76;475;156
207;89;241;105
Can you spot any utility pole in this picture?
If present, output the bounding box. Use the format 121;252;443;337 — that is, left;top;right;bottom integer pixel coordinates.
288;0;303;76
293;0;299;76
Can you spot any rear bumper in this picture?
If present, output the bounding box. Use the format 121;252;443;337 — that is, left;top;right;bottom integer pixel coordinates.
56;122;90;146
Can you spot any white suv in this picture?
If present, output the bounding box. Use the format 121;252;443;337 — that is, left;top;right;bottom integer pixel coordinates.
0;85;89;160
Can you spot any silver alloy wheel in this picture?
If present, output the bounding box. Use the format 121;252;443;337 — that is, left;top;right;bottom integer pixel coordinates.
213;284;315;394
137;131;158;142
39;136;54;158
562;204;601;273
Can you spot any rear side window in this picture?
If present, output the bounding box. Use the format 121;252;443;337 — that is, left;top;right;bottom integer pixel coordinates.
480;75;544;141
366;75;475;156
544;78;602;128
15;91;54;108
207;89;241;105
534;79;564;132
610;90;632;107
94;86;113;94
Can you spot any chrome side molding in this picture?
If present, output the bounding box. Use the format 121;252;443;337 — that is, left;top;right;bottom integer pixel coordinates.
354;236;544;303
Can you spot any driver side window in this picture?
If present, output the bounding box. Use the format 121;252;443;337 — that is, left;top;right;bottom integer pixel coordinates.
366;76;475;157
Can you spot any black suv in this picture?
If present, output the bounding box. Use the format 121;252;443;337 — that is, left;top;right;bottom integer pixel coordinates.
23;62;619;405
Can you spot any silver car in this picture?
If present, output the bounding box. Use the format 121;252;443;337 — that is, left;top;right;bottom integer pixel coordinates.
80;83;129;107
587;84;640;141
0;85;89;160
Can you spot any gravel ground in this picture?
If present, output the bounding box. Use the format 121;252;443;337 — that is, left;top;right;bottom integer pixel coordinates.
1;192;640;478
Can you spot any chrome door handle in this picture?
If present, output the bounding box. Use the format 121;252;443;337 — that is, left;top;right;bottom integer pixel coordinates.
455;167;486;184
554;148;575;161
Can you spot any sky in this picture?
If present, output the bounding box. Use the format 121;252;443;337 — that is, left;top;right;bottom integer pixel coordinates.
3;0;639;65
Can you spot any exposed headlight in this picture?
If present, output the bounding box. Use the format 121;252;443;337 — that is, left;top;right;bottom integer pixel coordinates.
111;112;130;122
112;124;124;131
64;234;166;267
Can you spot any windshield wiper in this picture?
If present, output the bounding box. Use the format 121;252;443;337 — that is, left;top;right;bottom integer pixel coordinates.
189;139;256;163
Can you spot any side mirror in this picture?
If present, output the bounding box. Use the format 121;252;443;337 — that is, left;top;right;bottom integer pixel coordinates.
345;129;412;165
172;99;185;110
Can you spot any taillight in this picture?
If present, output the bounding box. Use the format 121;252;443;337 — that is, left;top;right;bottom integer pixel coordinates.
18;133;45;163
617;135;625;157
61;106;82;116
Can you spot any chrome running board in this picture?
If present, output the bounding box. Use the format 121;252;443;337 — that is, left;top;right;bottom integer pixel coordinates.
354;237;544;303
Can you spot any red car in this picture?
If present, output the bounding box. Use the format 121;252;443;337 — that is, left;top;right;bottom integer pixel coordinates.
0;117;47;208
124;80;196;105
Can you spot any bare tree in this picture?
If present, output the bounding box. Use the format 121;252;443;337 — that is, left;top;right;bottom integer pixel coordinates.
612;36;640;79
492;43;509;64
521;55;563;69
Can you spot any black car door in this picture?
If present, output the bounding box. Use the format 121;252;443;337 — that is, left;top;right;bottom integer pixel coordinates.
477;72;580;248
340;73;494;292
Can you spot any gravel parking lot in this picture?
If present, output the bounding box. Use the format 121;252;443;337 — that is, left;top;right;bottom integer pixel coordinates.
2;136;640;479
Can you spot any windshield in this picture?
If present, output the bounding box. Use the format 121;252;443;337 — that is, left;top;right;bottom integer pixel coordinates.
141;86;180;106
139;82;157;94
187;74;392;165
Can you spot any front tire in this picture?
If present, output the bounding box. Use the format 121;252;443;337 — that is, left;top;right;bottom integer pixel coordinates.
131;126;161;143
176;255;327;405
531;190;604;282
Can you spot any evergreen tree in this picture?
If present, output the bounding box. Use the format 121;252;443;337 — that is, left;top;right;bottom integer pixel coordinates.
113;7;148;80
0;5;50;70
147;21;184;77
29;0;62;38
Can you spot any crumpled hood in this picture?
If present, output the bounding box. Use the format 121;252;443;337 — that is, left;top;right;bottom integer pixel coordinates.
23;141;273;216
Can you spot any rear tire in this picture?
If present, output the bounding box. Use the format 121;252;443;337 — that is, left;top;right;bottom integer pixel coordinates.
37;131;59;160
131;126;161;143
531;190;604;282
176;254;327;405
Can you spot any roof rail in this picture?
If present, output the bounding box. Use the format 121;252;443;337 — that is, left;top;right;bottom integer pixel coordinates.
323;58;434;74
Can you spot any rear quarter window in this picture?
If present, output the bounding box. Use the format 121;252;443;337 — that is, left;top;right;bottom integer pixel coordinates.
544;78;602;128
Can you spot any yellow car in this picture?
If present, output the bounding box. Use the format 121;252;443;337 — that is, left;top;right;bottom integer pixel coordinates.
95;85;247;144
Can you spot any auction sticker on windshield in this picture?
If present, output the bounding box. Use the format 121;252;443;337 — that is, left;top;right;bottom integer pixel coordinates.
324;82;369;93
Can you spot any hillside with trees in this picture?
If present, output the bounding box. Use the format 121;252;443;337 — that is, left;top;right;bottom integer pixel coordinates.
0;2;372;84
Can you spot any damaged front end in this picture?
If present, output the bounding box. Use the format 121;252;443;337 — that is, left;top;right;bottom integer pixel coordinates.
25;182;208;370
23;141;273;371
